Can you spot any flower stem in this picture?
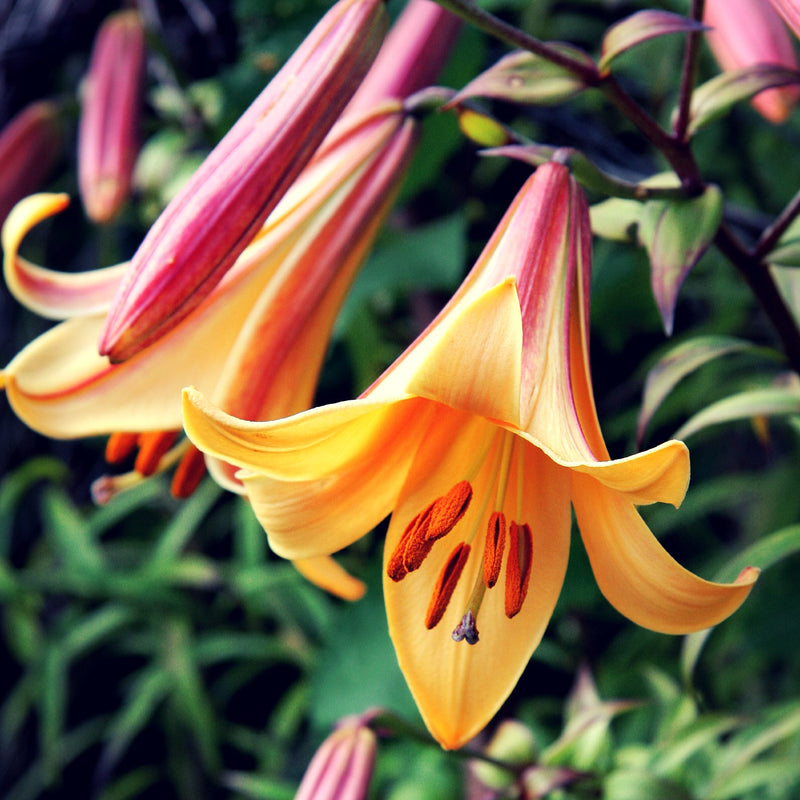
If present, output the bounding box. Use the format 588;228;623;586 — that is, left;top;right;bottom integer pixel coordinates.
673;0;706;142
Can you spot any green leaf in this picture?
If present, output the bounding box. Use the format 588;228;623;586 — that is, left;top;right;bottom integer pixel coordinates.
41;488;105;579
604;769;692;800
640;185;724;335
709;756;800;800
637;335;769;444
688;64;800;134
451;46;591;106
600;10;706;72
650;715;742;776
682;524;800;680
674;383;800;440
221;771;295;800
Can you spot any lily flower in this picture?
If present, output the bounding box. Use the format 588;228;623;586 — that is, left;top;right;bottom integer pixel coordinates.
704;0;800;123
0;100;63;225
1;0;461;600
182;162;758;750
98;0;387;363
78;10;146;224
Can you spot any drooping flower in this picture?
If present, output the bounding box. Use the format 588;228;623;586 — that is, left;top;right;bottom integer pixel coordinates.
704;0;800;123
78;10;146;223
99;0;388;362
182;161;758;749
1;0;460;600
0;100;63;225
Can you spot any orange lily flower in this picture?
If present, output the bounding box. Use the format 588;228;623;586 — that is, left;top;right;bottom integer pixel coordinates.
78;10;146;223
705;0;800;123
182;162;758;749
99;0;387;362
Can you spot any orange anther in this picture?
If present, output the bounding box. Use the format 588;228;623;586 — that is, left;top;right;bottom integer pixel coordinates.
170;445;207;498
483;511;506;589
425;542;470;630
505;521;533;619
426;480;473;541
134;430;179;476
105;431;139;464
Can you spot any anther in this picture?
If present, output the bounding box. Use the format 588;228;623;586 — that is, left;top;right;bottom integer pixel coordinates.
452;610;479;645
505;521;533;619
483;511;506;589
424;542;470;630
134;430;179;476
387;509;432;582
426;480;473;541
171;445;207;498
105;432;139;464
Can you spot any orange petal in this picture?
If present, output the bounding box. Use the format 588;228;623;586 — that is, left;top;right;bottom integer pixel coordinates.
292;556;366;601
385;423;571;749
572;473;758;633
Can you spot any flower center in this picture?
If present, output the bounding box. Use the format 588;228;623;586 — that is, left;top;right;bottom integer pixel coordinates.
386;433;534;645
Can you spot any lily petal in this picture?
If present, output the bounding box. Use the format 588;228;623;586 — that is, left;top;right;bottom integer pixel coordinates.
385;424;571;749
293;556;366;601
398;279;523;426
572;473;758;633
183;389;435;557
3;194;126;318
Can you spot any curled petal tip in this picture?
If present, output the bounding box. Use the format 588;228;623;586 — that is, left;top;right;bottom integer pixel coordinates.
735;565;760;584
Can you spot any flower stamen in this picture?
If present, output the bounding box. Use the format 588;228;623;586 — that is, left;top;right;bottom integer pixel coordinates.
483;511;506;588
134;430;179;476
105;431;139;464
505;521;533;618
425;542;470;630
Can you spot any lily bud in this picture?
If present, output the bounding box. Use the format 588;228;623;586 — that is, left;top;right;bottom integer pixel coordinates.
705;0;800;123
100;0;387;363
295;715;378;800
78;10;146;224
0;101;62;224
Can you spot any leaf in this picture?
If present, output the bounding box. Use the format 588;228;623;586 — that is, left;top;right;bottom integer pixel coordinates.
650;715;742;776
640;185;724;335
604;769;692;800
600;10;707;72
682;524;800;680
637;335;767;444
449;46;592;107
673;384;800;440
709;756;800;800
688;64;800;134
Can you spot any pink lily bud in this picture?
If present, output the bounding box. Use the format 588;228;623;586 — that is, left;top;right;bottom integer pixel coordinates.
78;10;146;224
0;101;62;224
99;0;387;363
295;715;377;800
344;0;461;115
768;0;800;40
705;0;800;123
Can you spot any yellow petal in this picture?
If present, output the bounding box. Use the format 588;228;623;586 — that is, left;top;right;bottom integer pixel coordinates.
373;280;522;427
385;420;571;749
292;556;366;601
572;473;757;633
3;194;126;318
183;389;435;557
567;438;690;507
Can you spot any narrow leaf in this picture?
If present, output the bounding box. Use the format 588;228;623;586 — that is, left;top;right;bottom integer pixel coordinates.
674;384;800;440
688;64;800;134
637;335;764;444
600;11;707;72
449;46;592;107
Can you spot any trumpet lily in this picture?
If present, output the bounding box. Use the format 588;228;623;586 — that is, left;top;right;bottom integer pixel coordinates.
99;0;387;362
78;10;146;223
704;0;800;123
183;162;758;749
1;0;461;600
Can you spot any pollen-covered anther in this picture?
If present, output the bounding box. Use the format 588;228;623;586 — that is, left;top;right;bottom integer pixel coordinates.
134;430;179;476
505;521;533;619
483;511;506;589
426;479;473;540
171;445;207;498
105;431;139;464
425;542;470;630
387;508;432;581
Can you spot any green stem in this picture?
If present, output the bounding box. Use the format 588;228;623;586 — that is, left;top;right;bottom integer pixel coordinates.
673;0;706;142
